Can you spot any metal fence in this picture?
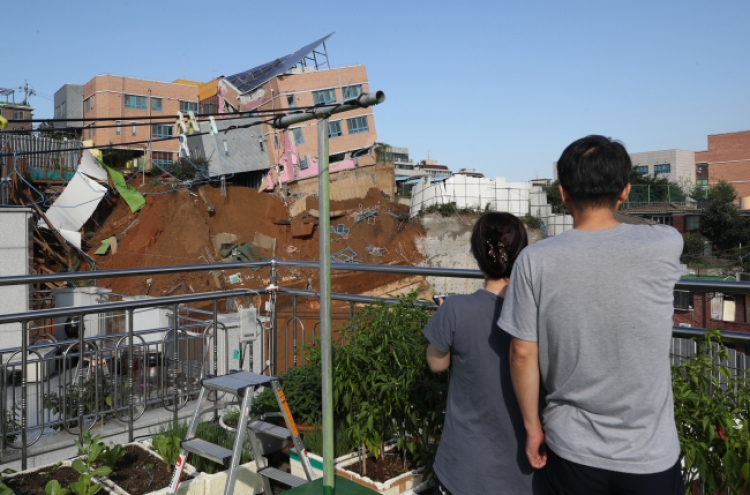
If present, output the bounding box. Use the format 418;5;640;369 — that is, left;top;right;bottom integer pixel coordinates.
0;259;749;471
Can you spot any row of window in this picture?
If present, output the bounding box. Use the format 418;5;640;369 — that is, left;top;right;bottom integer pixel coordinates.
674;292;748;323
83;94;198;113
651;215;701;230
288;116;370;146
310;84;363;106
634;164;671;175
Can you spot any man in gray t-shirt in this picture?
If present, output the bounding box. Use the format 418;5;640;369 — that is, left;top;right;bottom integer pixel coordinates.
500;136;685;494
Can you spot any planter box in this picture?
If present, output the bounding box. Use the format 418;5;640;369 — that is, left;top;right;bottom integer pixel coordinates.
290;446;429;495
100;442;200;495
2;460;109;494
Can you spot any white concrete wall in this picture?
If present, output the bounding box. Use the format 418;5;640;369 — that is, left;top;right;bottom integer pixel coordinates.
0;208;31;359
630;149;695;186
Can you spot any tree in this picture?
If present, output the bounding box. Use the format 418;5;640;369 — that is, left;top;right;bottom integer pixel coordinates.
699;181;750;251
628;170;688;203
681;232;705;265
541;180;568;214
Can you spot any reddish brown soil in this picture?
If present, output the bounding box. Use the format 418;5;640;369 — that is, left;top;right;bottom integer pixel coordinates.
108;444;188;495
342;450;414;483
88;184;424;297
6;466;84;495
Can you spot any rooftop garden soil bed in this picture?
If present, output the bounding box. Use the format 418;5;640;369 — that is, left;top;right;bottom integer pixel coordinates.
6;466;84;495
340;450;414;484
107;444;188;495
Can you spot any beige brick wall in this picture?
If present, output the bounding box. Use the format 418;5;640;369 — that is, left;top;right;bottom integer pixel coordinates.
249;66;378;167
82;75;199;155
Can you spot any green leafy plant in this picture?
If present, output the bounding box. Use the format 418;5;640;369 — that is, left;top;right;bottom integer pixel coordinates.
45;480;71;495
70;475;101;495
99;444;126;468
1;481;15;495
520;214;541;229
303;292;447;477
672;328;750;494
73;432;112;478
252;366;323;425
152;434;181;470
302;423;358;458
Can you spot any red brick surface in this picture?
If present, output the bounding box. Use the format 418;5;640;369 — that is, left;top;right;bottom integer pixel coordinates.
695;131;750;197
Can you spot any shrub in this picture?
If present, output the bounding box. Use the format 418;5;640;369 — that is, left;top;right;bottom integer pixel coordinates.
672;329;750;493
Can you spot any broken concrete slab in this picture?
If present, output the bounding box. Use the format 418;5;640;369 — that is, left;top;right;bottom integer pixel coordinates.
291;217;315;238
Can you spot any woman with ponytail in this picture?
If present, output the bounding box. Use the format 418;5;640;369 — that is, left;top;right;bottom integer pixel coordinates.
423;212;545;495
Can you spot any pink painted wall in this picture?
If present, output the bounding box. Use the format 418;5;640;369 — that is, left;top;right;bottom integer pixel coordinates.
262;130;357;190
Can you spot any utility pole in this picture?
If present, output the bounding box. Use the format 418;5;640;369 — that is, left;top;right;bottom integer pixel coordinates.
272;91;385;494
18;81;36;105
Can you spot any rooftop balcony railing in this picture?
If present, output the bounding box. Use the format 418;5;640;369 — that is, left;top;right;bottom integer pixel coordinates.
0;259;748;483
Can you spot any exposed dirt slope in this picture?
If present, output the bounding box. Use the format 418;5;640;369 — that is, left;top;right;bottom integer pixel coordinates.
88;184;424;297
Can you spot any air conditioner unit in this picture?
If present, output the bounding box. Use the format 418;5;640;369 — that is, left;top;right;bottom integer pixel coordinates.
678;323;692;327
736;272;750;282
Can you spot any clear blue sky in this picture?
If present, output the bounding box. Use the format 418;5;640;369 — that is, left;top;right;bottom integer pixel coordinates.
4;0;749;181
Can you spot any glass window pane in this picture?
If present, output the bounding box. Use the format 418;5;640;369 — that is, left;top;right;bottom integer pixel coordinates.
151;98;163;111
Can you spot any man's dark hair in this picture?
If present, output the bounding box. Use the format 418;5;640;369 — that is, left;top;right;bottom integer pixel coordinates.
470;212;528;279
556;135;631;210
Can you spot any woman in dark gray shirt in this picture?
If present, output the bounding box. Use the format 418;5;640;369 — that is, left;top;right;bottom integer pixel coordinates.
423;212;545;495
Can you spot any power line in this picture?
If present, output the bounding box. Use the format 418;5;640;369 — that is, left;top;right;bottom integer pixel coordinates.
0;118;273;158
5;104;328;123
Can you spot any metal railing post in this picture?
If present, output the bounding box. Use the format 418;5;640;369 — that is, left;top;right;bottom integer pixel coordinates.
77;313;85;444
212;299;218;423
172;303;179;429
127;309;134;442
21;321;28;470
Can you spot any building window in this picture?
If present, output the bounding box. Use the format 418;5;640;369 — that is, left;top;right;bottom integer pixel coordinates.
286;94;297;109
696;163;709;186
259;139;265;152
179;100;198;114
634;165;648;175
84;98;90;113
152;151;173;166
124;95;148;110
300;157;308;170
674;291;693;311
328;121;342;138
152;124;173;138
312;89;337;105
116;121;121;136
292;128;304;145
651;216;673;226
13;110;24;120
132;125;137;136
685;215;701;231
346;116;369;134
654;163;671;174
151;98;163;112
342;84;363;100
274;134;279;149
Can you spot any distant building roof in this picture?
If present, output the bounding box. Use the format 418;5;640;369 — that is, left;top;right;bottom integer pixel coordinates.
614;212;657;225
622;203;698;213
225;33;334;94
416;164;449;170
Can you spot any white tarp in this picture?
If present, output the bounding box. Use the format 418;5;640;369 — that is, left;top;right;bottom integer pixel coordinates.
39;172;107;249
78;150;108;180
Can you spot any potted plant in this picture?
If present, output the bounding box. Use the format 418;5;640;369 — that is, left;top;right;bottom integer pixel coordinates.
672;328;750;494
297;292;447;494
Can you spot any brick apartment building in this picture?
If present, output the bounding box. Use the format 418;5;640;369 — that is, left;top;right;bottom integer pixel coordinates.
197;33;378;172
674;289;750;333
695;130;750;198
0;101;34;132
56;76;200;167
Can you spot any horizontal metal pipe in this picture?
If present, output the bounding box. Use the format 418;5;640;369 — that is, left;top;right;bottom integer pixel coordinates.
271;91;386;129
278;287;437;307
275;260;486;279
0;288;259;324
0;261;270;287
672;326;750;345
673;278;750;294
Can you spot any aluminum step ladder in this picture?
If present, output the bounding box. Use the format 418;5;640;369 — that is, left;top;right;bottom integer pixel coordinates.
167;371;317;495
